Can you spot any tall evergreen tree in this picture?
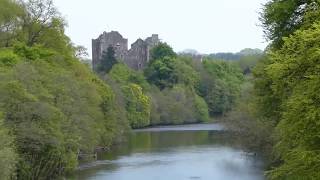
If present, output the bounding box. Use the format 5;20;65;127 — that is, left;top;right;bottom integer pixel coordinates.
98;46;118;73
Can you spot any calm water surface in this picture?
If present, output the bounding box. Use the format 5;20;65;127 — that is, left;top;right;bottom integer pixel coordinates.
72;124;265;180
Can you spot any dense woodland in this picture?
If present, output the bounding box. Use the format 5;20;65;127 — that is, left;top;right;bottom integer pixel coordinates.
0;0;319;179
226;0;320;179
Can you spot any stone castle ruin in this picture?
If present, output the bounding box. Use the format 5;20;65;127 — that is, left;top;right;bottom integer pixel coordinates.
92;31;160;70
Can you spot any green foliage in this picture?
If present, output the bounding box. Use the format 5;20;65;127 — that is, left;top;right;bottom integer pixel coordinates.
98;46;118;73
207;48;263;61
0;0;74;55
0;112;17;180
0;44;127;178
0;0;22;23
261;0;320;48
235;54;263;74
149;85;209;125
224;77;274;156
260;22;320;179
145;56;199;90
193;94;210;122
252;57;282;124
109;63;150;90
174;56;200;89
107;63;151;128
198;59;244;115
144;52;209;124
0;0;24;47
0;1;254;178
0;0;130;178
109;63;132;83
150;42;176;61
122;84;151;128
145;56;178;89
0;48;20;66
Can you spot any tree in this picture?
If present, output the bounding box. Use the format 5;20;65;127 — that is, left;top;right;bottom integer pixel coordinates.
198;59;244;116
74;45;89;60
108;63;150;90
148;85;209;125
235;54;263;75
150;42;176;61
122;84;151;128
107;63;151;128
144;56;178;90
22;0;61;46
173;56;200;89
264;22;320;180
0;0;24;47
260;0;320;48
0;39;127;179
98;46;118;73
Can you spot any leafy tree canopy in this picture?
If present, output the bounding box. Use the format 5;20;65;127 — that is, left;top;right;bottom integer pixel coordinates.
150;42;176;61
261;0;320;48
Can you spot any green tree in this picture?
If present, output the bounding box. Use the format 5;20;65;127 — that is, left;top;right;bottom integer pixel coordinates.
145;56;199;90
108;63;150;90
122;83;151;128
0;42;127;179
150;42;176;61
193;94;209;122
107;63;151;128
174;56;200;89
264;22;320;179
0;0;130;179
144;56;178;90
0;0;24;47
149;85;209;125
235;54;263;74
261;0;320;48
98;46;118;73
198;59;244;115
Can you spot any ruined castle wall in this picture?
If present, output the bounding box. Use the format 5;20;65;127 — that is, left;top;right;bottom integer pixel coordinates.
92;38;101;70
92;31;160;71
92;31;128;70
125;39;148;70
145;34;160;62
100;31;128;60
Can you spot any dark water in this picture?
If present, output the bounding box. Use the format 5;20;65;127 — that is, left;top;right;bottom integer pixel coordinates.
71;124;265;180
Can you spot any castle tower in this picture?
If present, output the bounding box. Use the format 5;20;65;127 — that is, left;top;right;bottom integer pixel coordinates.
145;34;160;63
92;31;160;71
92;31;128;70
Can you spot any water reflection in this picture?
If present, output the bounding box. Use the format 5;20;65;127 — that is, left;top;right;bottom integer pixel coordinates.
71;124;264;180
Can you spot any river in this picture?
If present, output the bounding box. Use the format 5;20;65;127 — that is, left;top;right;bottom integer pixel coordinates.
70;124;265;180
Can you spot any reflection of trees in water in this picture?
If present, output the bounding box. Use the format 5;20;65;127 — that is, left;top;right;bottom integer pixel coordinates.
105;131;238;156
98;130;258;161
74;130;265;180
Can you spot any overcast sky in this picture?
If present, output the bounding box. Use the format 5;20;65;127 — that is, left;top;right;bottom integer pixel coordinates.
53;0;269;58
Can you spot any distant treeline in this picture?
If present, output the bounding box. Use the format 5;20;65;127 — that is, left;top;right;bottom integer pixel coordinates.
206;48;263;61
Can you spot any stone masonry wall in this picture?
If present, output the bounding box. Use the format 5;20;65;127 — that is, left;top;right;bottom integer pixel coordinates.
92;31;159;71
